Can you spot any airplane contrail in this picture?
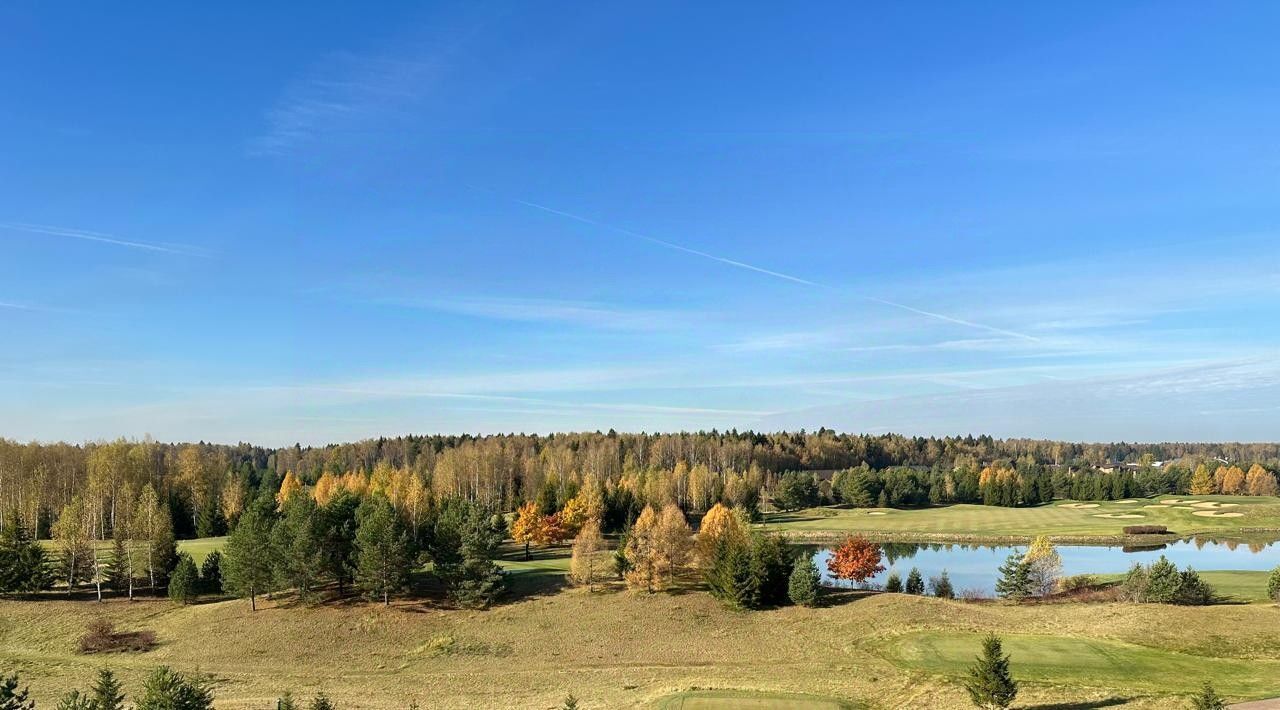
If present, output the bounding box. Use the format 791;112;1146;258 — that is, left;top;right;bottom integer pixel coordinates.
1;222;207;257
505;194;1039;342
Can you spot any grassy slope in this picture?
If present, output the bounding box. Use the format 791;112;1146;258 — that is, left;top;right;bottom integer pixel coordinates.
766;495;1280;541
4;544;1280;709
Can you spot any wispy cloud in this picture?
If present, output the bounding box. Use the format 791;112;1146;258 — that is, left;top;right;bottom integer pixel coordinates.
1;222;209;257
251;51;443;156
371;294;697;331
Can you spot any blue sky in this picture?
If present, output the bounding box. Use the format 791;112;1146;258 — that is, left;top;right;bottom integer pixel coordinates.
2;2;1278;445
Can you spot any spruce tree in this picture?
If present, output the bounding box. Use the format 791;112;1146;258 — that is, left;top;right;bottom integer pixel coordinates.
930;570;955;599
223;506;274;610
0;519;51;593
884;571;903;593
200;551;223;595
309;692;335;710
904;567;925;595
271;495;325;600
1268;566;1280;603
136;666;214;710
1145;556;1182;603
0;672;34;710
105;535;131;593
995;551;1032;601
277;693;299;710
355;495;411;605
787;552;821;607
55;691;95;710
964;634;1017;709
168;553;199;605
91;669;126;710
446;505;505;609
748;533;792;607
1190;682;1226;710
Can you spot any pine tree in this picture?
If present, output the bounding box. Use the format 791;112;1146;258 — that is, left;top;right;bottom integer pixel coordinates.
1145;556;1182;603
1189;464;1215;495
787;552;821;607
168;553;200;605
277;693;299;710
91;669;126;710
704;533;755;609
930;570;955;599
623;506;663;592
136;666;214;710
964;634;1018;709
655;504;693;586
445;505;505;609
0;672;34;710
748;533;792;607
884;571;903;593
355;495;411;605
55;691;95;710
105;535;131;594
995;551;1032;601
561;694;580;710
1190;682;1227;710
904;567;925;595
309;692;335;710
1268;566;1280;603
200;550;223;595
271;495;325;600
0;518;51;593
223;506;275;610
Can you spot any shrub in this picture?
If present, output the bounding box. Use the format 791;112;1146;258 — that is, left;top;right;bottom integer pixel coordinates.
1119;557;1214;605
959;587;990;602
1123;525;1168;535
1190;681;1227;710
1059;574;1098;592
77;618;157;654
1268;566;1280;603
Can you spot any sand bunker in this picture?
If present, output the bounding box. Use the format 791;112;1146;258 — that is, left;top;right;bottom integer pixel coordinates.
1059;503;1100;509
1192;511;1244;518
1093;513;1145;519
1172;506;1196;510
1142;504;1171;509
1191;501;1239;509
867;511;888;516
1114;499;1138;504
1160;499;1197;505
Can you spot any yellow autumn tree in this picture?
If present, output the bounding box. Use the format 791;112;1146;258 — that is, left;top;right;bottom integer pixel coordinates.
624;505;664;592
313;471;342;506
1246;464;1279;496
276;471;302;508
695;502;745;565
341;471;368;497
569;518;607;591
1023;535;1062;596
1220;466;1246;495
655;503;693;585
511;501;543;560
1189;464;1215;495
578;475;606;522
559;494;590;535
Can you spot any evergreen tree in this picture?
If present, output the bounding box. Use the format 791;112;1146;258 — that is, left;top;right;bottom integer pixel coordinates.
317;493;360;595
1189;682;1227;710
1268;566;1280;603
0;672;34;710
704;533;756;609
561;694;580;710
355;494;411;605
787;552;821;607
105;535;131;593
995;551;1033;601
0;518;51;593
168;553;200;605
136;666;214;710
884;571;903;593
223;506;275;610
152;524;180;589
930;570;955;599
904;567;925;595
749;533;792;607
309;692;335;710
964;634;1018;709
1145;556;1182;603
92;669;126;710
277;693;299;710
271;495;325;600
56;691;95;710
443;505;505;609
200;551;223;595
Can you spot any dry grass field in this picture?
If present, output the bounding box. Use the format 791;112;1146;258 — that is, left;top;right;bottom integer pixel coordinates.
3;543;1280;709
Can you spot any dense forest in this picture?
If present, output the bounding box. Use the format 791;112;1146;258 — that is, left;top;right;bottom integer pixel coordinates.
2;431;1278;542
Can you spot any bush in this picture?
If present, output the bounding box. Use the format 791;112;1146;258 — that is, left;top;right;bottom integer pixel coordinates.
1119;557;1215;605
1059;574;1098;592
77;619;157;654
1268;566;1280;603
1123;525;1168;535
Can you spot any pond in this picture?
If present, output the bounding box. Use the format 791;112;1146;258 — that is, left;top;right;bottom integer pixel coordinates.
808;536;1280;596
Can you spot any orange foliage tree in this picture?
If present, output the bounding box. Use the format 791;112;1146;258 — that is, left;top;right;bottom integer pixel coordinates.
826;535;885;584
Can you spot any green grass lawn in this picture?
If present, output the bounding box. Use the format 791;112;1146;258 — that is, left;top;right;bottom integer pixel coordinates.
655;690;859;709
765;495;1280;542
881;629;1280;698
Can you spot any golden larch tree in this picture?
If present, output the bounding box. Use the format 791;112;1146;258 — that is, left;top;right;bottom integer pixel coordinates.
655;503;693;585
569;518;607;591
624;505;664;592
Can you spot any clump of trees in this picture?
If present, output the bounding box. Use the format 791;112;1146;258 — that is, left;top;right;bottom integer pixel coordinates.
995;537;1062;601
1118;556;1214;605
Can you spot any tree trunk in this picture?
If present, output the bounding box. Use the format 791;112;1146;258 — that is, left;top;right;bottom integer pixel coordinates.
250;586;257;611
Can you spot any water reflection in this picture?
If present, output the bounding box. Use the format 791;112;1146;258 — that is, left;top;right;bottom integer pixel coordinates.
804;535;1280;595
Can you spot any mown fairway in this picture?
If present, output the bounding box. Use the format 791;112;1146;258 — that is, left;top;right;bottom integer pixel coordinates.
3;543;1280;709
767;495;1280;541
